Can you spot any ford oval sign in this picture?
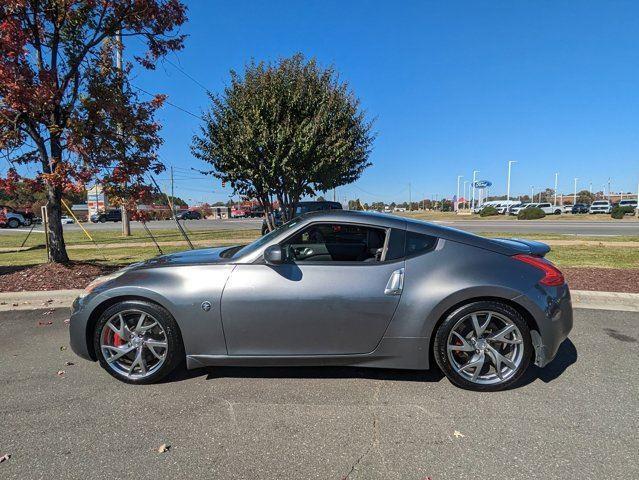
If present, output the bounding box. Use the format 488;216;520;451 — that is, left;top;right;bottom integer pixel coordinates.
473;180;492;188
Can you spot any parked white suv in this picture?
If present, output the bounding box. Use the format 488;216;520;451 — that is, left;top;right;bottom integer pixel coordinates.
618;199;638;212
589;200;612;214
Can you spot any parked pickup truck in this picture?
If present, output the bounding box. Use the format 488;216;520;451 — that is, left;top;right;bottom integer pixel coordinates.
589;200;612;214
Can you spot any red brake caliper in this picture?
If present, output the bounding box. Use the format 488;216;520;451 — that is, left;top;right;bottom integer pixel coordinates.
113;333;123;346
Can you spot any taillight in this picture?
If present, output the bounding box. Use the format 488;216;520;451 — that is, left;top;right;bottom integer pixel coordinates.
513;254;565;286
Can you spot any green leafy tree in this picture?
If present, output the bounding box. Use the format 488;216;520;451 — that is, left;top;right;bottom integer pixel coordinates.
576;190;596;204
0;0;187;262
192;54;374;230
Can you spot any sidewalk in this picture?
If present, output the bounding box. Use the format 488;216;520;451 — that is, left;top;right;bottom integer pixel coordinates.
2;288;638;313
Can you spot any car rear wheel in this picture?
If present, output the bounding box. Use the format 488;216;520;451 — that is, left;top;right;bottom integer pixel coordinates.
433;301;532;391
94;300;184;384
23;218;33;226
7;218;20;228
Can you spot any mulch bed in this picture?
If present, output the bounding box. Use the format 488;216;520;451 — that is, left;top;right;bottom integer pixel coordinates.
0;263;638;294
563;267;639;293
0;262;117;292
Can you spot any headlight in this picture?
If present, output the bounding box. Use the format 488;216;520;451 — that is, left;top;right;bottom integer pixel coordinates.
79;271;125;298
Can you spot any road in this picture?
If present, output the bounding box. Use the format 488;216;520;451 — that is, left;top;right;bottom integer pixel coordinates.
1;308;637;479
3;217;638;236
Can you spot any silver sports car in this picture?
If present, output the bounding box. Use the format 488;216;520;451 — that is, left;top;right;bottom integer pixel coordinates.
69;210;573;391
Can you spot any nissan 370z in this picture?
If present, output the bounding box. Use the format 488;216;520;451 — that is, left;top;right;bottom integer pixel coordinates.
69;210;573;391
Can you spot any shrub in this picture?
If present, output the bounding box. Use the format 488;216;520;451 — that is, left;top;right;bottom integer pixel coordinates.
518;207;545;220
479;206;499;217
611;206;633;219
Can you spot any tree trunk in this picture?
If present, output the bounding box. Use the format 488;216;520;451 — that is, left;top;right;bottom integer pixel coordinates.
46;183;69;263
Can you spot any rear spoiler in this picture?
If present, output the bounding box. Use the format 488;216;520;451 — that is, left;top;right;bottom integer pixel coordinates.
490;238;551;257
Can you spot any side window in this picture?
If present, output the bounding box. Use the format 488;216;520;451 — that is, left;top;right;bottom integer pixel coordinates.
405;231;438;256
282;223;387;262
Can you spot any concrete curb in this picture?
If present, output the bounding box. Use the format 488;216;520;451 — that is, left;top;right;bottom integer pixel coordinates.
1;288;639;313
0;289;83;312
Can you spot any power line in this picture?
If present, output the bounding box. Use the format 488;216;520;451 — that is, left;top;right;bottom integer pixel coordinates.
131;83;204;120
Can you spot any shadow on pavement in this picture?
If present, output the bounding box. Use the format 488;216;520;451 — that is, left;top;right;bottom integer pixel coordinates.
162;338;576;388
164;364;445;384
521;338;578;386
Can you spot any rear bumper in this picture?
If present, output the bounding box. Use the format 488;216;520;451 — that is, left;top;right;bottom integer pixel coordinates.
514;284;573;367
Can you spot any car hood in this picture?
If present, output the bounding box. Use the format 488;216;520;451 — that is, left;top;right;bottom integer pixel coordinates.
130;246;237;269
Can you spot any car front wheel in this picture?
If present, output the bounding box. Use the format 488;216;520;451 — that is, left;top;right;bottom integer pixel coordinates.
94;300;184;384
433;301;532;391
7;218;20;228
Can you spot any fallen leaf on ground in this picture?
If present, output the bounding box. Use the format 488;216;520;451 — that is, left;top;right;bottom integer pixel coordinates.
56;370;65;376
0;454;10;463
37;320;53;326
157;443;170;453
12;303;18;306
453;430;465;438
63;319;70;325
42;309;54;316
65;361;75;366
60;346;67;351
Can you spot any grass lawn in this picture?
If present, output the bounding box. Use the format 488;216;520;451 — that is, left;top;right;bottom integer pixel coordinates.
0;227;260;249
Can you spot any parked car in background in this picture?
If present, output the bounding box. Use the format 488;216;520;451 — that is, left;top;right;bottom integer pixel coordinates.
231;206;250;218
0;205;36;226
617;199;638;214
177;210;202;220
532;203;563;215
495;200;520;214
61;215;75;224
2;212;27;228
510;203;530;215
589;200;612;214
90;209;122;223
571;203;590;214
561;204;573;213
262;201;343;234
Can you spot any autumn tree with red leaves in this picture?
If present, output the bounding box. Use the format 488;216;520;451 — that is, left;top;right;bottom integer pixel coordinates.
0;0;187;262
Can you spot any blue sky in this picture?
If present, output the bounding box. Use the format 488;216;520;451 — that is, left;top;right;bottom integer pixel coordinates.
132;0;638;204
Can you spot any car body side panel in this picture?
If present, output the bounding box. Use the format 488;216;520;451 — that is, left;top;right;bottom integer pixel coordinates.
69;265;235;360
221;261;404;355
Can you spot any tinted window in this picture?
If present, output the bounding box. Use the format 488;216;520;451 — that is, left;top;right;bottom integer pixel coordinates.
283;223;387;262
406;232;437;256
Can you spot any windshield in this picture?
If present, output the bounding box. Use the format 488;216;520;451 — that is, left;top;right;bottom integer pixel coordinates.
592;201;608;205
231;218;301;258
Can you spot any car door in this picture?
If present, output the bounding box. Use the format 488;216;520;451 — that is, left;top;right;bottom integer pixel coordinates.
220;223;405;356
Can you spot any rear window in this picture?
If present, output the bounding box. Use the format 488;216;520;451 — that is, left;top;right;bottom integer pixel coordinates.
592;201;608;205
406;231;438;256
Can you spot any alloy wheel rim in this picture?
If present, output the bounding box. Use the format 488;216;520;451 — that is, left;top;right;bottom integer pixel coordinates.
447;310;524;385
100;310;168;379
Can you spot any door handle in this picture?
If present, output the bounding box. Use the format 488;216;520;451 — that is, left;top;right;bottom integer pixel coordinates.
384;268;404;295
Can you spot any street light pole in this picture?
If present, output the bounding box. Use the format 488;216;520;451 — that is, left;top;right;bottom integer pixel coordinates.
573;178;579;204
506;160;516;213
530;185;534;202
456;175;463;212
554;172;558;206
463;181;469;209
471;170;479;211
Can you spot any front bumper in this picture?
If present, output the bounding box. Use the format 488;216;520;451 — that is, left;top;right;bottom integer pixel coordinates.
69;295;96;361
514;283;573;367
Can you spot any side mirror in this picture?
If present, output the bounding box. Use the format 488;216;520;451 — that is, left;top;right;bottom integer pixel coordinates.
264;244;284;265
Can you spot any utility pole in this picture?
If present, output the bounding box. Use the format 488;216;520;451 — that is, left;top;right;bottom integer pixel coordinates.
408;182;412;211
554;172;558;206
170;166;175;215
116;30;131;236
607;177;611;201
573;178;578;205
456;175;462;212
589;181;592;194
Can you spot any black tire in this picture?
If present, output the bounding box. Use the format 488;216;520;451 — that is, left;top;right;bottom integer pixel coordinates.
7;218;20;228
93;300;185;384
23;218;33;226
554;209;561;215
433;300;532;392
99;217;106;223
261;224;268;235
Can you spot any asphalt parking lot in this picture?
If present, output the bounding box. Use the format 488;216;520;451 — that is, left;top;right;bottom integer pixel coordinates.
1;308;637;480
